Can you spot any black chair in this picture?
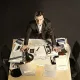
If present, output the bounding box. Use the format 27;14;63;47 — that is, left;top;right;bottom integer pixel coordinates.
0;66;7;80
70;58;80;80
70;41;80;80
74;71;80;80
0;45;11;79
72;41;80;61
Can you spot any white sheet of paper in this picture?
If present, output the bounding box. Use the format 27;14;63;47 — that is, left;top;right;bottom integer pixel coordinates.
9;50;23;63
35;46;46;58
9;63;18;70
28;39;47;46
34;56;51;66
43;64;56;77
19;61;36;76
56;55;68;70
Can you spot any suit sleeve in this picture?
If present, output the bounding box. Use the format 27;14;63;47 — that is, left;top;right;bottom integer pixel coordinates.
48;22;56;47
24;24;32;45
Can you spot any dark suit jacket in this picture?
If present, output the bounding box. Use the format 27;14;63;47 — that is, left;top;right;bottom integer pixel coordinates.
24;18;56;47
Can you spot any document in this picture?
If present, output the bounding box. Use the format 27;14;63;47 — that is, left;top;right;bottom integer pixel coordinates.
56;55;68;70
28;39;47;46
9;50;23;63
43;64;56;77
19;61;36;76
9;39;23;63
34;45;46;59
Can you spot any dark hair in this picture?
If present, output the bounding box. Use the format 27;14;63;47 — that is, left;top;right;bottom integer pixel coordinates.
35;11;44;17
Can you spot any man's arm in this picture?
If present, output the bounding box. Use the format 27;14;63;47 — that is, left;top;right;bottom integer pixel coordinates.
47;22;62;52
47;22;56;47
20;24;32;52
24;24;32;45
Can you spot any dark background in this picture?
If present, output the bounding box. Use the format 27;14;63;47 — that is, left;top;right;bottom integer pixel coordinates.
0;0;80;80
0;0;80;49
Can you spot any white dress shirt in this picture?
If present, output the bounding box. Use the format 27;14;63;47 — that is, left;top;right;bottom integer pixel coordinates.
37;25;42;33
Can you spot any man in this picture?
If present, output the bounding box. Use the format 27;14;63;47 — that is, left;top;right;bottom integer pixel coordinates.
21;11;59;52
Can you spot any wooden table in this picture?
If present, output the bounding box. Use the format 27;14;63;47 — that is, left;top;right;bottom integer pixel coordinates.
8;39;72;80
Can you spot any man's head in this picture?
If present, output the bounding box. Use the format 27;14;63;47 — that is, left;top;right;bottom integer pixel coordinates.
34;11;44;25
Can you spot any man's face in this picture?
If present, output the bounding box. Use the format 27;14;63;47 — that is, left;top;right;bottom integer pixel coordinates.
35;15;44;25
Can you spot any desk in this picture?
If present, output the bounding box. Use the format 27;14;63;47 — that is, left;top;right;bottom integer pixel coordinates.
8;39;71;80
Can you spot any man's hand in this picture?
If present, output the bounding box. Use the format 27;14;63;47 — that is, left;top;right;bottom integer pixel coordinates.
20;45;29;52
53;46;61;52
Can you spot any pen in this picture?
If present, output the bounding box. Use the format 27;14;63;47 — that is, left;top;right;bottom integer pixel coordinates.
36;47;40;51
